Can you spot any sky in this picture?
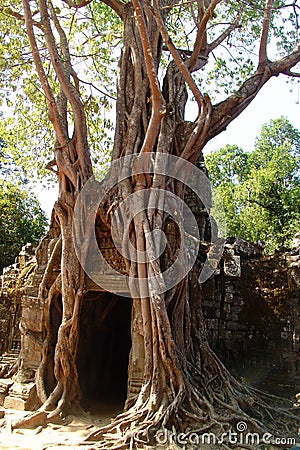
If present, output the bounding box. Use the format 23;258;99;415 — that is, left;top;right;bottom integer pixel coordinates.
204;74;300;154
35;74;300;219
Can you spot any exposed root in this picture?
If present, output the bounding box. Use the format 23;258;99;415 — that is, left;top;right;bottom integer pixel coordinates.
10;406;80;432
84;396;299;449
83;353;300;450
11;411;56;430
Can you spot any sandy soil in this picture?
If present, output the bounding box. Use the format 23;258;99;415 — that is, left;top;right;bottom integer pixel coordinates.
0;402;123;450
0;404;298;450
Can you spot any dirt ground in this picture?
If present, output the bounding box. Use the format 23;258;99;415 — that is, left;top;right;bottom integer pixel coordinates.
0;402;123;450
0;405;222;450
0;403;298;450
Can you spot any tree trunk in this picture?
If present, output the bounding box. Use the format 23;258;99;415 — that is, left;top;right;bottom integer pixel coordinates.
83;4;298;448
17;0;299;447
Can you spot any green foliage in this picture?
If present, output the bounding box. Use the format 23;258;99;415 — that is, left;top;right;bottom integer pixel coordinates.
0;1;121;185
193;0;296;100
0;137;10;175
0;181;48;272
206;117;300;253
0;1;299;182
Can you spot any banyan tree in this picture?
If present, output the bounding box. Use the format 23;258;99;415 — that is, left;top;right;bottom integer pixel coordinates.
1;0;300;447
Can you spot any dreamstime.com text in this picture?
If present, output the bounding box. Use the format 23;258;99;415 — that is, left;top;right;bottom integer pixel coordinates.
156;422;297;447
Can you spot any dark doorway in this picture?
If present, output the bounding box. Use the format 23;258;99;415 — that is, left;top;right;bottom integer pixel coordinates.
77;292;132;411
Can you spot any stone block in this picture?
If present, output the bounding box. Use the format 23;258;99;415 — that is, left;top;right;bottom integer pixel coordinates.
224;284;234;293
4;396;27;410
225;293;233;303
23;286;39;297
4;382;40;411
223;303;231;313
21;336;42;369
21;298;43;332
0;379;13;406
224;256;241;277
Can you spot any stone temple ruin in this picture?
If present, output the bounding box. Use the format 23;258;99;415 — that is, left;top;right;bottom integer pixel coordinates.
0;231;299;411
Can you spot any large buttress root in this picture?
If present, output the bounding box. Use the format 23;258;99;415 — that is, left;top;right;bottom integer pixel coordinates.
84;279;299;449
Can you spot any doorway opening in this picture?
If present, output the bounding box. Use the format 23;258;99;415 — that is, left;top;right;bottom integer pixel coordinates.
77;292;132;412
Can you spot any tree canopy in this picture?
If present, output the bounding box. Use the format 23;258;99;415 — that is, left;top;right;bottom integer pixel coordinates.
0;181;48;273
206;117;300;253
0;0;119;184
0;1;299;182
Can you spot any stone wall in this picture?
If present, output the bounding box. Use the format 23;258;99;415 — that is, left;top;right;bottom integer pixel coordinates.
202;236;300;393
0;243;36;356
0;234;299;407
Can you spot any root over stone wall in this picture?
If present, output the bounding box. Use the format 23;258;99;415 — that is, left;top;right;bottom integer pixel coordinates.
0;234;299;409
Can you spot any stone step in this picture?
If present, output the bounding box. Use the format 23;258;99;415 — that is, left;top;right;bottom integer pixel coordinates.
1;352;19;359
1;354;17;360
0;349;20;366
8;351;19;356
0;358;16;364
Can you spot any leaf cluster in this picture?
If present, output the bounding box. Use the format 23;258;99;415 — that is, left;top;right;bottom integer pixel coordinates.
0;1;122;185
166;0;299;100
0;0;299;185
0;180;48;272
206;117;300;253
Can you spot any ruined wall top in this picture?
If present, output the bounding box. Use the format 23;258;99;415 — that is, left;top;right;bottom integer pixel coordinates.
0;243;36;293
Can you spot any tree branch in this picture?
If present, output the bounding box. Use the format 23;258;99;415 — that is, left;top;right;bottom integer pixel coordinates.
246;187;280;217
270;43;300;75
180;96;212;161
0;6;43;30
259;0;274;64
152;0;205;115
40;0;83;118
207;68;270;143
78;78;117;100
206;43;300;146
40;0;92;184
188;0;221;71
208;10;243;53
282;69;300;78
21;0;66;143
131;0;165;154
62;0;93;8
100;0;126;20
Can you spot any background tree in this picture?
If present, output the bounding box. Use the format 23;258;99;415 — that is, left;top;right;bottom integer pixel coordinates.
0;138;13;178
0;0;299;448
206;117;300;253
0;181;48;273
